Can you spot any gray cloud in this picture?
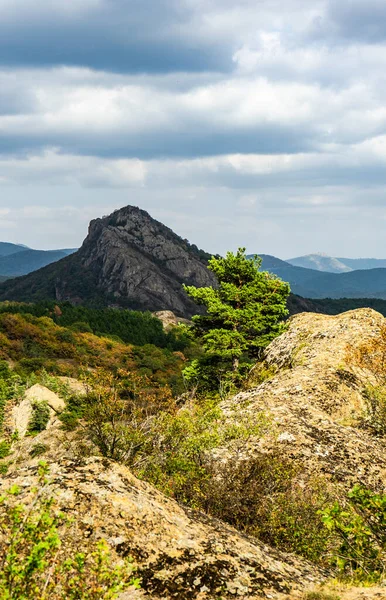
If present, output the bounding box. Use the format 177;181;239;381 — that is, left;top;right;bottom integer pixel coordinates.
1;0;386;258
316;0;386;44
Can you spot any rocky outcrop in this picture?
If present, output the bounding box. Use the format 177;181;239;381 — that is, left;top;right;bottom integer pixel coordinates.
1;433;325;599
221;308;386;490
0;206;216;317
3;309;386;598
11;384;64;437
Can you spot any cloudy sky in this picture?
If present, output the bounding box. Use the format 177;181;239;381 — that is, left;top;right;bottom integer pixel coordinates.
1;0;386;258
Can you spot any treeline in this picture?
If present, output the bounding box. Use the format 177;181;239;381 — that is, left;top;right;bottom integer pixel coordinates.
289;295;386;317
0;301;189;351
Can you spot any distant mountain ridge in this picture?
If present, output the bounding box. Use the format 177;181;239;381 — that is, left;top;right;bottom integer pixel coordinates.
0;245;77;277
4;214;386;311
0;206;216;317
256;254;386;300
287;253;386;273
0;242;28;258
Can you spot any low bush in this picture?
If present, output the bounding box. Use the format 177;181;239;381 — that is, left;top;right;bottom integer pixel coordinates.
362;385;386;435
198;454;332;563
28;400;51;434
321;484;386;582
66;369;333;563
29;443;48;458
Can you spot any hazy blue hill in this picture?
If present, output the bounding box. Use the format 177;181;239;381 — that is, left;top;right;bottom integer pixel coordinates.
287;253;386;273
0;275;9;282
0;249;77;277
337;257;386;270
0;242;28;257
250;254;386;300
287;253;352;273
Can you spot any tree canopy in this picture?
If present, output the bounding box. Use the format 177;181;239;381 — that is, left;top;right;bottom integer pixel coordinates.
183;248;290;372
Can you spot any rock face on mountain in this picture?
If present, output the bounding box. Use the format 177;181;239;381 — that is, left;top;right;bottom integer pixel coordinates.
221;308;386;491
0;206;216;317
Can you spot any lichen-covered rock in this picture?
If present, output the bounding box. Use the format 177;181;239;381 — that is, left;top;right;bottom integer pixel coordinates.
1;456;325;599
221;309;386;490
11;384;65;437
25;384;65;413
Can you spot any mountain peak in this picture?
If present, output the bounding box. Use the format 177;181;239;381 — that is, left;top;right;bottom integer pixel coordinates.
0;205;216;317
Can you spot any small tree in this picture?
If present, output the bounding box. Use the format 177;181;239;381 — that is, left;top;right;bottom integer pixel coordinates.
183;248;290;374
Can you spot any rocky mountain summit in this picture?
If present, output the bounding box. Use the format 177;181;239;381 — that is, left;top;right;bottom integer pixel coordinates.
0;206;216;317
2;308;386;598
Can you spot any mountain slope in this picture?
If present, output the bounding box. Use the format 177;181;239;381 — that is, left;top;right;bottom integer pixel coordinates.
0;249;77;277
287;253;353;273
0;241;27;257
288;253;386;273
258;255;386;299
0;206;216;316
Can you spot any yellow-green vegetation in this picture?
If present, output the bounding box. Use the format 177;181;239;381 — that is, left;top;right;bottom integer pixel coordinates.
321;485;386;583
0;309;187;431
303;593;341;600
60;369;335;564
0;462;140;599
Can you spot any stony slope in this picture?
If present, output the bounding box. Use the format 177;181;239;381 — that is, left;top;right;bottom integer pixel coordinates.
221;308;386;490
0;206;216;317
2;309;386;598
1;393;324;600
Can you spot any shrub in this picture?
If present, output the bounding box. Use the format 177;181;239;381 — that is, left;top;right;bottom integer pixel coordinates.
0;441;10;459
362;385;386;435
70;321;93;333
321;484;386;582
29;443;48;458
198;454;332;563
28;400;51;434
0;462;140;599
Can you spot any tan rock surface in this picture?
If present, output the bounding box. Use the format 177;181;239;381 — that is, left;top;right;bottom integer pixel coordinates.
1;455;325;599
221;309;386;490
25;383;65;413
11;384;65;438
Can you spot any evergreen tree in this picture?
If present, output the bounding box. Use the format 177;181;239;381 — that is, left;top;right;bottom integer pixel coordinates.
183;248;290;372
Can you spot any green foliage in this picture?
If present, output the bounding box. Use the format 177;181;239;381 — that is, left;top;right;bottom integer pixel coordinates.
0;363;25;433
0;463;140;599
61;369;178;464
29;443;48;458
0;301;190;351
183;248;290;383
27;400;51;434
69;321;93;333
362;385;386;435
197;454;331;563
0;441;10;459
0;310;186;394
321;485;386;582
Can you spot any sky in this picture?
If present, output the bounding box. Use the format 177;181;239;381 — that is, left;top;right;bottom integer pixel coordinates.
1;0;386;258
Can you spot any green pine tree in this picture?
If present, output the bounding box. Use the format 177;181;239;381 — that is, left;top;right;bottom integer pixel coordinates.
183;248;290;373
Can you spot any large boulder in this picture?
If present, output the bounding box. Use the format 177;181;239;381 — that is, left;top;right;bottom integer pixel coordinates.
221;309;386;489
11;384;65;438
0;456;324;599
